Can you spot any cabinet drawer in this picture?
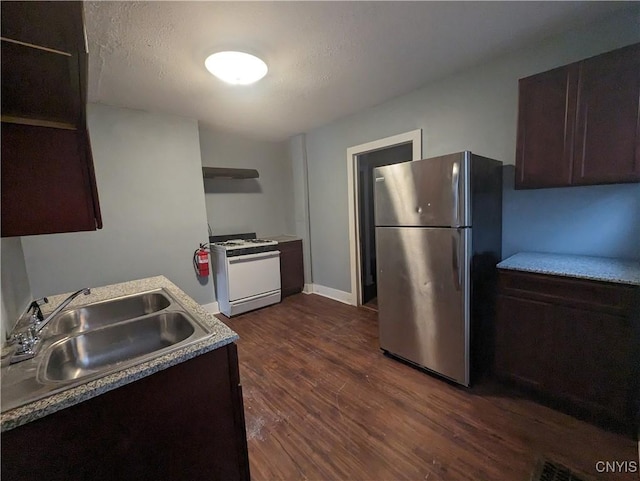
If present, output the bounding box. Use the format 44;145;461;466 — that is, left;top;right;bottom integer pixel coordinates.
498;270;636;315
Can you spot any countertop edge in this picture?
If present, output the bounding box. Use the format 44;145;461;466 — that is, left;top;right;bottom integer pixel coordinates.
1;275;237;432
497;264;638;285
497;253;640;286
264;234;302;243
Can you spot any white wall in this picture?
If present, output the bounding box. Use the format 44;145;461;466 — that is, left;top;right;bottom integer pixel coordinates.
21;104;213;305
1;238;32;339
303;7;640;293
199;125;294;238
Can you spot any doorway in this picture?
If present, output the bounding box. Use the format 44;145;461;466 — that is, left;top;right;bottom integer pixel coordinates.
346;129;422;307
357;144;413;308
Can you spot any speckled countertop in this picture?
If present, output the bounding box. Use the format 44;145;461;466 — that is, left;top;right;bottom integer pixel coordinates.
0;276;238;432
497;252;640;285
264;234;301;243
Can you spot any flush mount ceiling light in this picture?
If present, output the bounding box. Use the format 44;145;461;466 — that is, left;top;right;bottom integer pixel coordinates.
204;51;268;85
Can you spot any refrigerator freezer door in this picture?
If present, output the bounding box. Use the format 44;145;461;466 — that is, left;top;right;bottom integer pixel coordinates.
374;152;470;228
376;226;470;385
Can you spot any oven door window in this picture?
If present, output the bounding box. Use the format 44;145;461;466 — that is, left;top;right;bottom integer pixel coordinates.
226;251;281;302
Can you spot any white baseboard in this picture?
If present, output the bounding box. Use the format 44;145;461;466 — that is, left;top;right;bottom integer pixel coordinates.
201;301;220;314
310;284;354;305
303;283;314;294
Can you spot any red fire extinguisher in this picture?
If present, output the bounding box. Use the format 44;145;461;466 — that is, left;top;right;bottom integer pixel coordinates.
193;244;210;277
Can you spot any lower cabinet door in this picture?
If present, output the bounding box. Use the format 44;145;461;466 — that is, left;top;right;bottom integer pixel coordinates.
495;295;556;389
549;304;632;420
495;294;633;426
2;345;250;481
279;240;304;297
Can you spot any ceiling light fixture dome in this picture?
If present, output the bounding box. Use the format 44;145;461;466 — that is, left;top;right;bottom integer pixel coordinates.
204;51;268;85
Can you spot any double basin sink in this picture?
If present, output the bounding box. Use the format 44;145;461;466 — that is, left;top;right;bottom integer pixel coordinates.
2;288;213;413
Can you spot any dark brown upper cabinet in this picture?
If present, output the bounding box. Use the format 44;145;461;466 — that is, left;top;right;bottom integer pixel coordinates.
1;1;102;237
1;1;83;53
516;43;640;189
1;39;82;128
516;64;578;188
573;44;640;185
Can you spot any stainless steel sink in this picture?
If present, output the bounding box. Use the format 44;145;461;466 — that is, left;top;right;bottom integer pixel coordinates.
42;312;196;382
45;292;171;335
1;288;213;413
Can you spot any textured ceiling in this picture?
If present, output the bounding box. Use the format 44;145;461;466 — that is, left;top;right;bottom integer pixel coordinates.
86;1;628;142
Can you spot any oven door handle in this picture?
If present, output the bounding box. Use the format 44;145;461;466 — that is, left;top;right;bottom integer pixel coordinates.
228;251;280;264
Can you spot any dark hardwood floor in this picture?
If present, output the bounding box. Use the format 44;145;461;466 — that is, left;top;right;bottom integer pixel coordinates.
219;294;637;481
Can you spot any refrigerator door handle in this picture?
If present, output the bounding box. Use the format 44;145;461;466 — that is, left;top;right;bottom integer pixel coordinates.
451;161;460;226
452;232;462;291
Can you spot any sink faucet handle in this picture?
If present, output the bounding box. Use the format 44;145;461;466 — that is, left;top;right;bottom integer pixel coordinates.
26;325;39;342
14;332;35;354
28;297;49;322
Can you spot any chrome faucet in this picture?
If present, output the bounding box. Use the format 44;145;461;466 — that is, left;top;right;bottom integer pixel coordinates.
32;288;91;334
8;288;91;364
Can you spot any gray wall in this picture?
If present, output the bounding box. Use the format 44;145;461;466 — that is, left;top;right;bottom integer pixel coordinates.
21;104;213;305
1;238;32;338
287;134;314;285
303;7;640;292
503;167;640;260
199;125;294;238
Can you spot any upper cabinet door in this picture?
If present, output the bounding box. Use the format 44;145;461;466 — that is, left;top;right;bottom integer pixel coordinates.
0;1;83;53
1;1;101;237
1;39;82;128
572;43;640;185
515;65;578;189
515;42;640;189
1;123;97;237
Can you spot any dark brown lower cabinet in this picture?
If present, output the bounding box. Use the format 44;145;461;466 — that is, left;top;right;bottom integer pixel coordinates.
494;270;638;435
278;239;304;298
2;344;250;481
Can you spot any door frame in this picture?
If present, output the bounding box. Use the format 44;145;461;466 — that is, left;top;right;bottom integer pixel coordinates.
346;129;422;306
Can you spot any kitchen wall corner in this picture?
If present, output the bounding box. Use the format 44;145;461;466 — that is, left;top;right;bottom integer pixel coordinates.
1;237;32;339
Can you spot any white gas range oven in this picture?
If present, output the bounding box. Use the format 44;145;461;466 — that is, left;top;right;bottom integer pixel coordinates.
210;233;281;317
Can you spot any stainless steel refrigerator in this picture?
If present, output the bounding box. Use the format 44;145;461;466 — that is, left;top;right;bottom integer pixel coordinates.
374;151;502;386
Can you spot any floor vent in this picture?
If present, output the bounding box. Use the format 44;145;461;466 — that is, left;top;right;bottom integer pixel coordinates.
531;459;590;481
